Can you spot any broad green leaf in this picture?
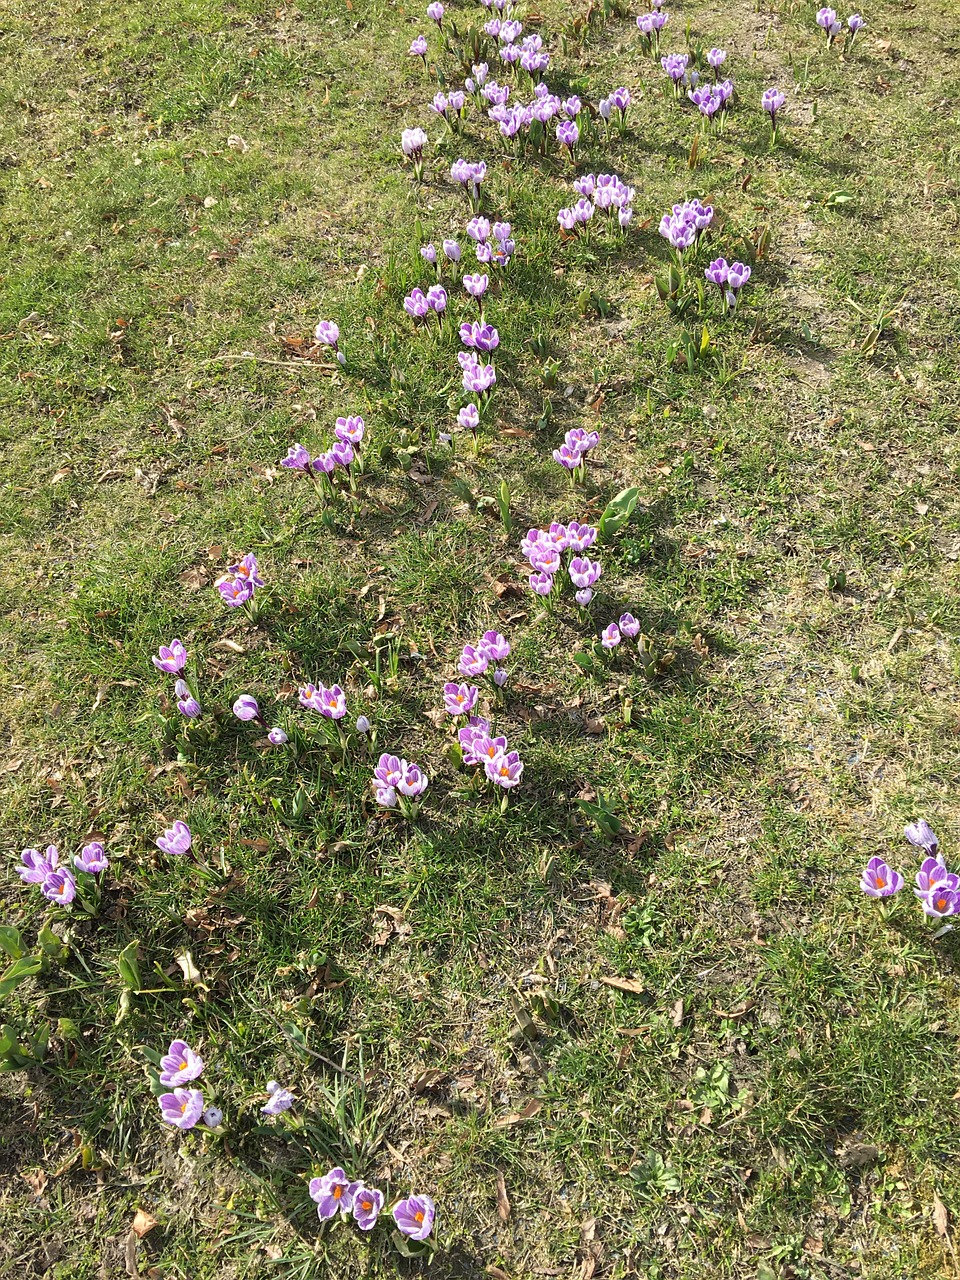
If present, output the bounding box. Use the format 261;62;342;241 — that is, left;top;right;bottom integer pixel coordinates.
116;940;142;992
598;487;640;541
0;955;43;1000
0;926;24;960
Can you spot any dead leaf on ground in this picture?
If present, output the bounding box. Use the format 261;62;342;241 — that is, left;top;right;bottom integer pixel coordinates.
712;1000;756;1020
837;1139;880;1169
372;904;411;947
131;1209;158;1239
495;1171;511;1221
410;1068;448;1094
178;566;208;590
494;1098;542;1128
599;975;646;996
124;1229;140;1278
22;1169;47;1196
933;1192;949;1237
174;951;204;985
670;998;685;1028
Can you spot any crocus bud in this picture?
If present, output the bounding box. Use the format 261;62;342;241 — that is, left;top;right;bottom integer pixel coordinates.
421;242;437;264
356;715;371;733
202;1107;224;1128
233;695;260;722
493;668;508;687
267;727;288;745
575;588;593;606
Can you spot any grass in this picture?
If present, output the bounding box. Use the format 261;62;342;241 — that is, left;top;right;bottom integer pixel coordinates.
1;0;960;1275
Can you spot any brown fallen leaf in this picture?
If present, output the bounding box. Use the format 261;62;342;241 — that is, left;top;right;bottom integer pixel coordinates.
933;1192;949;1237
496;1171;511;1221
174;951;204;985
178;566;208;591
712;1000;756;1021
131;1209;158;1239
670;997;685;1028
124;1229;140;1278
372;904;411;947
494;1098;542;1128
599;976;646;996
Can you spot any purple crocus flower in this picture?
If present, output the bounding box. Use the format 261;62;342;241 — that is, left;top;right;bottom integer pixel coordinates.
601;624;621;650
725;262;751;309
409;34;428;57
310;1167;355;1221
313;451;336;475
914;857;957;895
816;6;837;28
280;443;312;471
202;1106;223;1127
216;575;253;607
159;1039;205;1085
569;557;601;589
74;842;109;875
619;207;633;229
159;1088;204;1130
356;716;371;733
463;272;489;299
463;361;496;395
619;612;640;638
233;695;260;722
920;887;959;918
567;427;599;453
493;668;508;688
398;762;429;798
335;415;365;446
404;287;430;320
707;47;727;68
267;727;288;745
905;821;939;856
566;522;597;551
421;243;437;265
466;216;491;242
458;715;491;764
460;322;499;352
444;682;479;716
262;1081;295;1115
41;869;76;905
705;257;729;289
479;630;510;662
564;95;581;118
557;120;579;151
426;1;443;25
156;820;192;857
529;571;554;596
530;545;563;575
330;439;354;469
459;644;490;677
661;53;689;84
374;784;397;808
485;750;523;789
393;1195;436;1241
557;207;577;232
401;127;428;158
174;679;201;719
847;12;865;39
860;857;905;897
430;91;449;119
457;404;480;434
762;87;786;131
475;240;493;264
315;684;347;719
17;845;59;884
553;443;582;471
374;753;404;788
443;239;461;262
314;320;339;348
351;1184;384;1231
575;588;593;606
153;639;187;674
426;284;447;313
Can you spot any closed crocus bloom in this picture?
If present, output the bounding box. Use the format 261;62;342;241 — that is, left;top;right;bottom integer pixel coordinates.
159;1039;205;1085
472;61;489;84
557;120;579;149
233;695;260;721
463;272;489;297
466;216;491;242
75;842;109;874
202;1106;223;1128
905;820;939;856
153;638;188;673
426;284;447;312
569;557;601;589
174;679;201;719
564;95;581;117
420;242;437;264
156;820;192;856
159;1088;204;1130
41;869;76;905
409;34;427;56
557;207;577;232
727;262;751;290
393;1195;436;1241
401;127;428;157
314;320;339;347
443;239;461;262
619;207;633;228
707;47;726;67
618;612;640;638
705;257;729;287
430;91;449;117
267;727;288;745
762;87;786;121
529;571;554;596
816;6;836;25
493;668;508;688
575;588;593;606
426;1;443;24
404;287;430;319
330;439;354;468
313;451;337;475
457;404;481;433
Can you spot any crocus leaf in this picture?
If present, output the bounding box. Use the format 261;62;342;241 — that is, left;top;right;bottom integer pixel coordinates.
116;940;142;992
37;921;68;960
598;487;640;541
0;955;43;1000
0;926;24;960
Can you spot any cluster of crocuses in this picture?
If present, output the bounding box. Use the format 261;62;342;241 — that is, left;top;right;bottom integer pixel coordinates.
450;157;488;211
156;1039;221;1131
487;83;581;158
861;822;959;921
153;637;202;720
482;17;550;77
816;7;865;46
558;173;634;234
372;753;429;816
15;841;109;908
280;415;366;495
687;77;734;127
552;426;600;481
454;630;511;695
704;258;752;312
458;715;524;793
597;86;633;135
635;4;669;56
661;46;727;98
520;520;601;603
658;198;714;256
309;1167;436;1246
215;553;264;611
232;695;289;746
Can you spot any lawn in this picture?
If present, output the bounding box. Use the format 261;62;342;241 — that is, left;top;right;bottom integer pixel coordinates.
1;0;959;1275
